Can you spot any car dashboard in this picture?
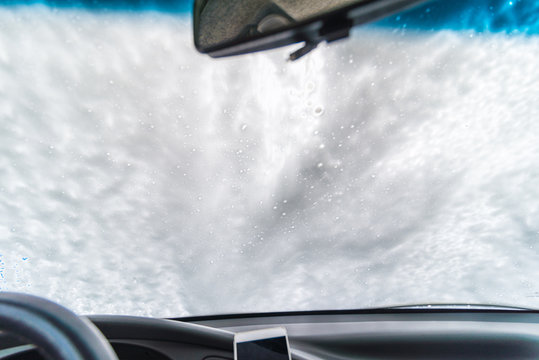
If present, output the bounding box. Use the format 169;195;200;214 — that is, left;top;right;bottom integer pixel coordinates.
2;308;539;359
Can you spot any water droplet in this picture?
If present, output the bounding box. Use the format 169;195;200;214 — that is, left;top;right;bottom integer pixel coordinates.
314;106;325;116
317;162;324;168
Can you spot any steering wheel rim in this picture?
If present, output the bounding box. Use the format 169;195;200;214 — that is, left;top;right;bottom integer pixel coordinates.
0;292;118;360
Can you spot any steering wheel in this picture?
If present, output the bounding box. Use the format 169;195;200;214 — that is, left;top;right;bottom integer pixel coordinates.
0;292;118;360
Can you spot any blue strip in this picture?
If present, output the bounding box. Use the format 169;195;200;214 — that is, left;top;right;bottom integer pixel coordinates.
0;0;538;36
0;0;192;13
375;0;539;35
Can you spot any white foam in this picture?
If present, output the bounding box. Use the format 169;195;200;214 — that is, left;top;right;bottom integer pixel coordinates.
1;7;538;316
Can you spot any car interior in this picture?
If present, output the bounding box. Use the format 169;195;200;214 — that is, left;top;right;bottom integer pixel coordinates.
1;0;538;358
2;292;539;359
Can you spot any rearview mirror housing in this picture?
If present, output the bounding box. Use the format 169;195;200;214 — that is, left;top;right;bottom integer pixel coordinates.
193;0;430;60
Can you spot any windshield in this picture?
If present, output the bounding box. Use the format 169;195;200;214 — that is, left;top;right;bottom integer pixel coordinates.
1;0;538;317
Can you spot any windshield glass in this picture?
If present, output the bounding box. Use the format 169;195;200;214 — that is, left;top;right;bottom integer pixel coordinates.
1;0;538;317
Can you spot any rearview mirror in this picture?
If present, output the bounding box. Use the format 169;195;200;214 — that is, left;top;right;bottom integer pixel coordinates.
193;0;429;60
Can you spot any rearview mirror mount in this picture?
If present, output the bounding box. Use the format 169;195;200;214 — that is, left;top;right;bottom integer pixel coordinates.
193;0;429;60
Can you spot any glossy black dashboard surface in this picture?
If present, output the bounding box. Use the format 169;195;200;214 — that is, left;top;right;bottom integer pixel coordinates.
2;308;539;359
186;308;539;359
